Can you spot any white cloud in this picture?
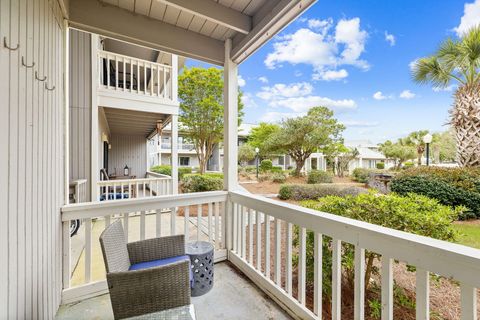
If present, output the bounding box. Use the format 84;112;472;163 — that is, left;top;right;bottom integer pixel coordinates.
341;120;380;127
433;84;456;92
257;82;356;113
238;75;246;87
373;91;388;100
260;112;303;123
313;69;348;81
258;76;268;84
399;89;416;99
454;0;480;37
384;31;396;46
241;93;257;108
256;82;313;100
264;17;368;81
409;58;419;71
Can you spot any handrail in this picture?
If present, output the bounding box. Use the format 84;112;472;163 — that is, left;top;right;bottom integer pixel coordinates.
230;190;480;287
97;50;172;71
62;191;228;221
97;176;170;185
146;171;171;179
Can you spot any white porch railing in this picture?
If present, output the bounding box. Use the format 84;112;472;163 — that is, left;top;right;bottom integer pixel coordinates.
70;179;88;204
228;191;480;320
98;50;173;99
96;176;172;201
60;190;480;318
61;191;227;303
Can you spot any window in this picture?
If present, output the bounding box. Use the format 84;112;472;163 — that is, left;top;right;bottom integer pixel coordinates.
179;157;190;166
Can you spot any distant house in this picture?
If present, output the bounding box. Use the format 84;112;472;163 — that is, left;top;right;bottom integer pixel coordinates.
344;140;396;172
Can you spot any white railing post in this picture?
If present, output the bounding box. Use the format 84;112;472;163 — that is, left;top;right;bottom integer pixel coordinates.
62;221;71;289
416;268;430;320
460;283;477;320
381;256;393;320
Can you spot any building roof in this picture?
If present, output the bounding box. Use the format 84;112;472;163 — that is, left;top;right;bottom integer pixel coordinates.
355;146;386;160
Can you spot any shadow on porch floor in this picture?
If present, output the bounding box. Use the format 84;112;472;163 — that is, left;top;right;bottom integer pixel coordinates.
56;261;292;320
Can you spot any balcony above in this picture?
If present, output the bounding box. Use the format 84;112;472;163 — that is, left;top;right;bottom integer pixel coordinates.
96;50;179;115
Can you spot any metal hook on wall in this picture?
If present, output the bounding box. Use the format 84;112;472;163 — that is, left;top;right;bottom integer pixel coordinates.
45;83;55;91
3;36;19;51
21;56;35;68
35;71;47;82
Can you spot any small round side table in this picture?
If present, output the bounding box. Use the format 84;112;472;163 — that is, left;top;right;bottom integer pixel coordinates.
186;241;214;297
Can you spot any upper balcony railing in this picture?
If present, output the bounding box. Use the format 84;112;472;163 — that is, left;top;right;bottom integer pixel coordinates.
97;50;173;101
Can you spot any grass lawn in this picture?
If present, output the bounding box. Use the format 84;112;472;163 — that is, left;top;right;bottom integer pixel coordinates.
452;221;480;249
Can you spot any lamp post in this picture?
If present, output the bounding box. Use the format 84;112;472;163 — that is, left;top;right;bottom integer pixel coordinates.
423;133;433;166
255;147;260;179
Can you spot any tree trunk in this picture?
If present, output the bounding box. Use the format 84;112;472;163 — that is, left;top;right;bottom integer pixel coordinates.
293;156;305;176
451;85;480;167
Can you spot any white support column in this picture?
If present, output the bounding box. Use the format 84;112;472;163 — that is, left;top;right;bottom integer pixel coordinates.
64;20;70;204
171;115;178;194
91;34;100;201
223;38;238;191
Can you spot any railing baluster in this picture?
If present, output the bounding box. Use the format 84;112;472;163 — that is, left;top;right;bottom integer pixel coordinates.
130;59;133;93
286;222;293;295
354;246;365;320
84;218;92;283
140;211;146;240
381;256;393;320
150;64;154;95
62;221;70;289
241;206;246;259
248;208;254;264
135;182;139;199
314;232;322;316
460;283;477;320
115;58;118;89
232;203;238;253
170;207;176;235
256;210;262;271
208;202;213;242
214;202;220;249
197;204;202;242
137;61;140;94
157;66;160;96
149;180;153;197
332;238;342;319
143;62;147;95
416;268;429;320
163;66;167;98
220;201;226;248
298;227;306;305
107;54;110;90
123;57;126;91
264;214;270;278
184;206;190;241
274;218;281;285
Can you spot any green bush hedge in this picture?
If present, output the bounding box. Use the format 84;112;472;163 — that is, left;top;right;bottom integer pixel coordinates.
260;159;273;172
376;162;385;169
278;184;367;201
352;168;372;183
307;170;333;184
391;175;479;219
299;192;459;298
181;174;223;193
150;165;192;180
272;172;287;183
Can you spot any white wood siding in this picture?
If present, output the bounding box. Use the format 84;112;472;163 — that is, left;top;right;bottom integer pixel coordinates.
0;0;65;319
108;134;148;178
69;29;92;201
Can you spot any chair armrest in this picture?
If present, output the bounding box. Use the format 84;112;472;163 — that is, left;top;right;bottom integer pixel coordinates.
127;234;185;264
107;260;191;319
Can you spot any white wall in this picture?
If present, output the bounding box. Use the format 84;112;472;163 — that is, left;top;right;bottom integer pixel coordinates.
109;134;147;178
69;29;91;200
0;0;65;318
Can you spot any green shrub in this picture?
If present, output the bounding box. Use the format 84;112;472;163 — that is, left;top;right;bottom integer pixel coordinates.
391;175;479;219
270;166;283;173
403;161;414;169
307;170;333;184
181;174;223;193
278;184;367;200
150;165;171;176
260;159;273;172
244;166;257;173
376;162;385;169
272;172;287;183
299;192;459;299
352;168;371;183
258;174;271;182
179;167;192;178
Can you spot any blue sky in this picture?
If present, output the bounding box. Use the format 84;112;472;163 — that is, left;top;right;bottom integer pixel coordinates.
186;0;480;143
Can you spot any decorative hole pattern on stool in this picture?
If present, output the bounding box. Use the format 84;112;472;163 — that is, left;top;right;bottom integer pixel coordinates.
186;241;214;297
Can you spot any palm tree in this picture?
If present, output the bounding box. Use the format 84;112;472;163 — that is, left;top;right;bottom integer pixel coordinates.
412;26;480;167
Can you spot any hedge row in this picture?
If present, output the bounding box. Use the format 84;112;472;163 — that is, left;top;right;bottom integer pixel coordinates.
150;165;192;180
278;184;367;201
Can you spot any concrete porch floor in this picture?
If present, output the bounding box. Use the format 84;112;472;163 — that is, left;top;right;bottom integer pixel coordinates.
56;262;292;320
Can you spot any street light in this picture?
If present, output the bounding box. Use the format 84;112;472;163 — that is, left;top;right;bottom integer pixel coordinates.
255;147;260;179
423;133;433;166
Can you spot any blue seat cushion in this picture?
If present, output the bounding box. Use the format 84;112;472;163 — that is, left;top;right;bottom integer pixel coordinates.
129;255;193;288
99;193;129;201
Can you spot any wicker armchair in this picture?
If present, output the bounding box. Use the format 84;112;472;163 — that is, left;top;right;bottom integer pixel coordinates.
99;220;191;319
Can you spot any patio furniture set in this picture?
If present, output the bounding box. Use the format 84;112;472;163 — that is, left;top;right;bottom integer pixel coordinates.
99;220;214;320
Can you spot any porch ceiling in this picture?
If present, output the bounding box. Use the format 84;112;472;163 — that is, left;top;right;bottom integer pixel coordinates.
103;107;167;137
68;0;316;65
